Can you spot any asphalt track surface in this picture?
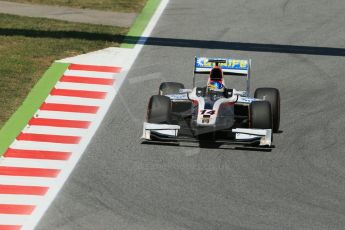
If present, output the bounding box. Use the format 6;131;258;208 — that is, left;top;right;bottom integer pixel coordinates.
37;0;345;229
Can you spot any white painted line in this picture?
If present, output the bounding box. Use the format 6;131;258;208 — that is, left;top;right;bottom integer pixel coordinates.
0;176;56;187
64;70;117;79
46;95;105;106
0;158;66;170
0;195;43;205
0;214;29;225
35;111;96;121
11;140;78;153
55;82;114;92
23;126;88;136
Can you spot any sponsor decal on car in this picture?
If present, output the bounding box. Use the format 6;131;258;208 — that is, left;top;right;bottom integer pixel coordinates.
237;97;258;103
166;94;189;100
196;57;249;70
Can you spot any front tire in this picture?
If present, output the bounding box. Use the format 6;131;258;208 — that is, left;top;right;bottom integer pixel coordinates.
250;101;272;129
254;88;280;132
147;95;171;124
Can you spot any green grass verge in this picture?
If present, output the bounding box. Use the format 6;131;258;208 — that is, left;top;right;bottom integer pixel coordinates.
120;0;161;48
0;63;68;155
0;13;127;128
0;0;161;156
0;13;127;156
4;0;148;13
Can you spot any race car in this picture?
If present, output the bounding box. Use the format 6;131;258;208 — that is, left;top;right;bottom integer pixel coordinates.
142;57;280;147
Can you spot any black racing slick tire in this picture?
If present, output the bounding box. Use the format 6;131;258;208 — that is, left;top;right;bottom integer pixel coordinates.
250;101;272;129
147;95;171;124
159;82;185;95
254;87;280;132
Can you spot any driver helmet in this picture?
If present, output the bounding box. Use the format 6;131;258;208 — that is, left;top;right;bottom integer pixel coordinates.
210;66;223;81
207;66;224;92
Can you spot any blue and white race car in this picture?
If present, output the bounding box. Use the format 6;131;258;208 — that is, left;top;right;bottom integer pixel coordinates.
142;57;280;147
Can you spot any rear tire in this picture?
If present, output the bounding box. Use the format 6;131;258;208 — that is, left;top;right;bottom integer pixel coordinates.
159;82;185;95
250;101;272;129
254;88;280;132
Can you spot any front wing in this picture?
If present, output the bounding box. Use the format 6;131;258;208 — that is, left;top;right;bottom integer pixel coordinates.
142;122;272;147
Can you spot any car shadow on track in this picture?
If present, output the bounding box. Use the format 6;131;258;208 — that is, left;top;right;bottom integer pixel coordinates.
1;28;345;56
141;141;273;152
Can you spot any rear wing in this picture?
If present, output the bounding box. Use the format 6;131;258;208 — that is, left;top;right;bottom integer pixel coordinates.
194;57;250;75
193;57;252;95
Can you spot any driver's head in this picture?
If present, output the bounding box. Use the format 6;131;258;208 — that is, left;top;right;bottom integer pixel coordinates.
210;66;223;81
207;66;224;93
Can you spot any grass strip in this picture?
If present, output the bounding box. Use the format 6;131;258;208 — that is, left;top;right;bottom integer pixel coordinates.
0;13;127;129
0;13;127;156
120;0;161;48
0;0;161;155
4;0;148;13
0;62;68;155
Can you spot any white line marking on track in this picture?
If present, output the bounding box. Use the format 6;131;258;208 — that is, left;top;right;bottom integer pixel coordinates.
23;126;88;136
0;158;66;169
0;176;56;187
45;95;105;106
55;82;114;92
0;214;29;225
63;70;117;79
0;195;43;205
35;111;96;121
11;140;78;153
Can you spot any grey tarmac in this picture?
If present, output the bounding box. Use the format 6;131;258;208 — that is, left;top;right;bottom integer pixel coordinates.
37;0;345;229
